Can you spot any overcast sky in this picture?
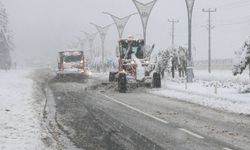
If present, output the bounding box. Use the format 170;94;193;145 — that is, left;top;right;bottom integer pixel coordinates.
2;0;250;64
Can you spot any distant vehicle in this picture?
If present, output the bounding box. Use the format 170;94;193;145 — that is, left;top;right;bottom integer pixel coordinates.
56;50;91;79
109;36;161;93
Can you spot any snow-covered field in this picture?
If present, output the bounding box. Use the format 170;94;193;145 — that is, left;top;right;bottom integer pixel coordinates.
151;69;250;115
195;69;250;85
0;69;48;150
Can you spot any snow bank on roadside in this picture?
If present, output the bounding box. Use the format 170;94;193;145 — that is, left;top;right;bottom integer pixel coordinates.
151;86;250;115
151;70;250;115
0;70;47;150
195;70;250;84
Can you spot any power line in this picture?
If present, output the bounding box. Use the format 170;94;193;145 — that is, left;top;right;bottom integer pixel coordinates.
195;18;250;28
212;15;250;24
216;0;250;9
216;19;250;26
202;8;217;73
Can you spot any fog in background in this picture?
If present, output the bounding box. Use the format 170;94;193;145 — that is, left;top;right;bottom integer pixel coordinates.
2;0;250;65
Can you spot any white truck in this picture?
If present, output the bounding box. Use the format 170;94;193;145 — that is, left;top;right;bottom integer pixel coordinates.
56;50;91;79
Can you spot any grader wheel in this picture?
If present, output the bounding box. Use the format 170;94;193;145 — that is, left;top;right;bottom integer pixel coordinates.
118;73;127;93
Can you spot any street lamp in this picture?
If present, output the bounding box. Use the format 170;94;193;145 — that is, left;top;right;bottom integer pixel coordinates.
90;23;113;69
185;0;195;82
82;32;97;51
74;36;86;50
82;32;98;59
103;12;137;39
132;0;157;46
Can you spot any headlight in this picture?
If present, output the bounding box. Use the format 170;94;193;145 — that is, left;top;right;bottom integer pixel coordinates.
131;60;135;64
145;60;149;64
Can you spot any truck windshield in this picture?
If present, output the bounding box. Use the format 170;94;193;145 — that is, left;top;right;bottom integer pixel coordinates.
64;55;81;62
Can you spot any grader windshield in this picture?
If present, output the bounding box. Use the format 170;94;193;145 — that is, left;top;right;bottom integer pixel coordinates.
119;39;144;59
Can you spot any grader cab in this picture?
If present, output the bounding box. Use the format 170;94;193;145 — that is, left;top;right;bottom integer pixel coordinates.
109;37;161;93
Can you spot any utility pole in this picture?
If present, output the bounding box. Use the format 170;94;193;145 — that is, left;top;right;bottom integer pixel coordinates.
168;19;179;48
202;8;216;73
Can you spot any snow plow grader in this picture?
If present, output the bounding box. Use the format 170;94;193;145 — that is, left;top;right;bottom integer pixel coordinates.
109;37;161;93
56;50;91;81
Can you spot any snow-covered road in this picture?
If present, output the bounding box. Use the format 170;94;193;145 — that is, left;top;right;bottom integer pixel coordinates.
49;75;250;150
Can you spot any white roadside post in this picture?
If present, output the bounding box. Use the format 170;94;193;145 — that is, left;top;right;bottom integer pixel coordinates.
185;79;188;90
103;12;137;39
185;0;195;83
91;23;112;72
214;81;218;94
132;0;157;47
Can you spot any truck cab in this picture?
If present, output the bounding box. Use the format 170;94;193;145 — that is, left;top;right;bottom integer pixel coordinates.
57;50;89;79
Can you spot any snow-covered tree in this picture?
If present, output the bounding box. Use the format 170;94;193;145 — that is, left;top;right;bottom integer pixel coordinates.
232;37;250;76
156;46;188;78
0;2;13;70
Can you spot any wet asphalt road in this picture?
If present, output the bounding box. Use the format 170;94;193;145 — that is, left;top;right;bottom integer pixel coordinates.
48;77;250;150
